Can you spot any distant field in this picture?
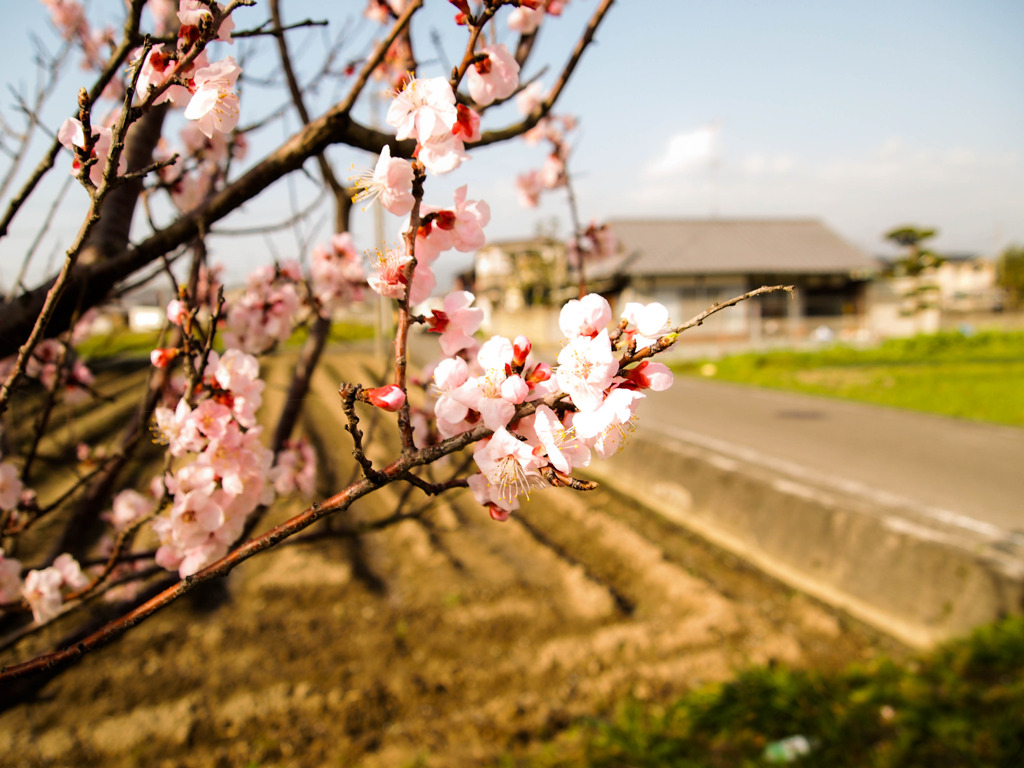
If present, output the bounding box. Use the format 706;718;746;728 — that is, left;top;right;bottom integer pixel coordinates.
671;331;1024;427
76;320;376;361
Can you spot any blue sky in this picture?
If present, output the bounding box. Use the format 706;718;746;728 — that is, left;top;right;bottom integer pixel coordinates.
3;1;1023;290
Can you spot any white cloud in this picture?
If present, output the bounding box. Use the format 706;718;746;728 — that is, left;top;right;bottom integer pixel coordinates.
644;125;721;178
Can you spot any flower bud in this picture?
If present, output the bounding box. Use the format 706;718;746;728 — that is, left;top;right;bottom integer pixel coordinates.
365;385;406;412
150;348;179;368
488;504;510;522
512;335;531;368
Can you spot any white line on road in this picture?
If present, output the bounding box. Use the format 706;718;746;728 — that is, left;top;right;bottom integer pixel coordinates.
641;421;1010;541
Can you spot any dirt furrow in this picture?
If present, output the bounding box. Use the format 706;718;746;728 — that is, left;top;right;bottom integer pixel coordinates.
0;347;901;768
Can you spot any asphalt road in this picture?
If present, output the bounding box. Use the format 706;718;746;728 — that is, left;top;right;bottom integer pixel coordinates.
637;376;1024;536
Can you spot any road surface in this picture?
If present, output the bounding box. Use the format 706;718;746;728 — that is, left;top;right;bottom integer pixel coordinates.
638;376;1024;536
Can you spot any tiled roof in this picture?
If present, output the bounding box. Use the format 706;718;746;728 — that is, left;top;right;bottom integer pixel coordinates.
606;218;876;276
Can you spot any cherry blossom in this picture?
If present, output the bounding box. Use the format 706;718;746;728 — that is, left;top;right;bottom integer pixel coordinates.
150;348;179;368
184;57;242;139
508;6;544;34
427;291;484;356
417;133;471;176
385;76;458;145
53;553;89;590
432;356;470;429
271;439;316;497
516;170;543;208
555;329;618;412
311;233;365;314
22;567;64;624
623;361;674;392
452;336;527;430
368;244;412;300
559;293;612;339
466;44;520;106
104;489;156;530
0;461;23;511
351;145;415;216
472;428;545;503
467;473;518;521
523;404;590;475
421;186;490;253
574;387;645;458
516;81;545;116
621;301;671;350
57;118;126;186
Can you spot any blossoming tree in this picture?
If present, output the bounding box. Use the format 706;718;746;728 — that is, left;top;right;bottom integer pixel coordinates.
0;0;787;696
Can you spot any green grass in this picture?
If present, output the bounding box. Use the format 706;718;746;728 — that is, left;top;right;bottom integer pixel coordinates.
516;616;1024;767
671;331;1024;427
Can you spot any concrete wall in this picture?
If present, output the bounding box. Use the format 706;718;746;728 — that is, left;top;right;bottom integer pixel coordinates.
585;431;1024;648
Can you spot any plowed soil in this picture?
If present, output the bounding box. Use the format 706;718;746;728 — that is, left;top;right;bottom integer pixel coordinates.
0;349;905;767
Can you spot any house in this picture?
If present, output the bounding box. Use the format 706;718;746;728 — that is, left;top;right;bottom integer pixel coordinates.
471;219;878;346
605;218;877;343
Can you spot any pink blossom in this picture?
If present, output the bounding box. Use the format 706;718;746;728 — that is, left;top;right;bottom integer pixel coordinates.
539;152;566;189
367;244;411;300
574;387;644;458
184;57;241;139
0;462;23;511
417;132;471;176
467;473;518;520
623;361;674;392
421;186;490;253
53;553;89;590
351;144;415;216
466;44;520;106
57;118;126;186
428;291;484;356
105;489;155;530
408;260;437;305
221;270;300;354
385;76;458;145
311;235;365;314
414;221;453;264
472;428;545;503
512;335;531;369
23;567;64;624
453;103;481;142
135;45;179;104
559;293;612;339
271;439;316;497
621;301;671;350
508;6;544;34
155;399;205;456
555;330;618;412
522;405;590;474
515;170;543;208
516;81;545;116
432;356;470;426
207;349;265;427
452;336;523;430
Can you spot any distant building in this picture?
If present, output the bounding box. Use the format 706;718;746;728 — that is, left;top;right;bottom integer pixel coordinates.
605;218;877;343
877;252;1001;313
471;219;879;346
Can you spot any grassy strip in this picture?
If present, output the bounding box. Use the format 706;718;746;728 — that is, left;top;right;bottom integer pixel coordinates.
671;331;1024;427
517;616;1024;767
